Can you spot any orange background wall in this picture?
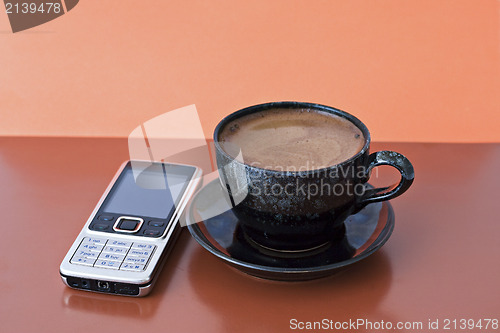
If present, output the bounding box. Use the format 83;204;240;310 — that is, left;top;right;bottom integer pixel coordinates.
1;0;499;142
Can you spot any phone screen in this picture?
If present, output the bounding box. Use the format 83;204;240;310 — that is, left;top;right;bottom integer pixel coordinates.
101;163;195;219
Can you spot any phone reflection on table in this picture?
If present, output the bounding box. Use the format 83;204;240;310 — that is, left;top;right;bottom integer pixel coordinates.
62;289;157;318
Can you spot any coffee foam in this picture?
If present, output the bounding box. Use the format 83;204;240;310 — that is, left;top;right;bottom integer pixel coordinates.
219;108;365;171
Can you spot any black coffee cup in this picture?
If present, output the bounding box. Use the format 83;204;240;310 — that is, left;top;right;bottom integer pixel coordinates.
214;102;414;251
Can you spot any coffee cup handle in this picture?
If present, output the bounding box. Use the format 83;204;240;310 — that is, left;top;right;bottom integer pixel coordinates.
357;151;415;207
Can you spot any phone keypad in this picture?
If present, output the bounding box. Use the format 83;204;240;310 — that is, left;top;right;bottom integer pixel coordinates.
70;237;156;271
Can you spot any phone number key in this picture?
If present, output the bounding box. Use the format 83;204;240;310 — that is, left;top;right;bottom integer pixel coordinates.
123;256;148;265
70;257;97;266
78;243;104;252
128;249;153;257
75;250;100;259
81;237;107;245
102;245;129;255
94;260;121;270
131;243;155;251
98;253;125;262
120;263;145;272
107;240;132;248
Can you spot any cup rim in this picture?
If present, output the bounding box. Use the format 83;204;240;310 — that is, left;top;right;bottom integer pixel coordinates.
213;101;371;174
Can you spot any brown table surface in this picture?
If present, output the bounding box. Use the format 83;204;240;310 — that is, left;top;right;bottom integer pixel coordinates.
0;137;499;333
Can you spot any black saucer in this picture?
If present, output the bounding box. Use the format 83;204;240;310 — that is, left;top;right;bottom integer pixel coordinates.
186;179;395;281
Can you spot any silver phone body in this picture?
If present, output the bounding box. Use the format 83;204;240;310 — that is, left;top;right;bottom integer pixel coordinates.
60;160;202;296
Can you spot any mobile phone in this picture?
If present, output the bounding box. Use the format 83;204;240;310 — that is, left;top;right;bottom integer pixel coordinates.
60;160;202;296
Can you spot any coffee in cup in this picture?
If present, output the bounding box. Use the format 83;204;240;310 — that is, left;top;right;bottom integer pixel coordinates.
218;107;365;171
